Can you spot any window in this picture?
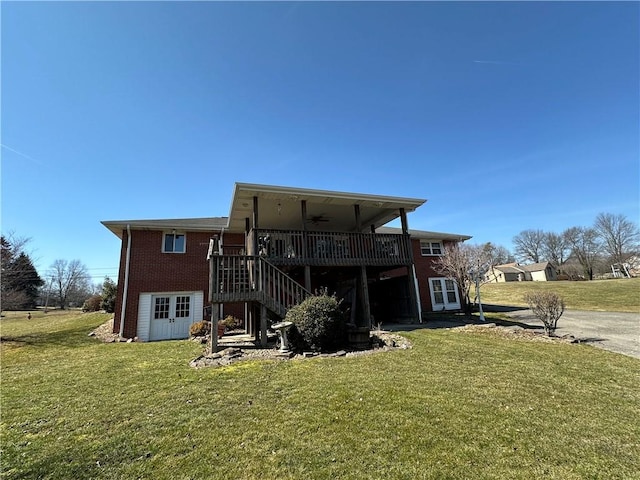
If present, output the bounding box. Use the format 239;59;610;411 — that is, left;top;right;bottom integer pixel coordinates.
154;297;170;319
163;233;185;253
420;240;442;256
175;296;191;318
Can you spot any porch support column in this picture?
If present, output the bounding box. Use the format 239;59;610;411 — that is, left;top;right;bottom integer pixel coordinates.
252;196;259;255
354;204;361;231
407;265;420;323
260;304;268;348
301;200;311;290
245;217;250;252
359;266;371;329
400;208;409;234
211;303;221;353
400;207;421;323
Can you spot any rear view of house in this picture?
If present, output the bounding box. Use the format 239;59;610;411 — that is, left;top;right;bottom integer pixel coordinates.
102;183;470;343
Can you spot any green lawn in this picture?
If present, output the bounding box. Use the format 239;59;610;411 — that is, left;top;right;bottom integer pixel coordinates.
1;310;639;479
480;277;640;313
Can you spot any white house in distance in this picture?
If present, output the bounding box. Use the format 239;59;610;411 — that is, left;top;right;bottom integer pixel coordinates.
485;262;557;283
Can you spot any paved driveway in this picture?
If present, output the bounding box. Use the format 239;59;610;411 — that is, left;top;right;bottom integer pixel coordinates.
499;308;640;359
387;307;640;359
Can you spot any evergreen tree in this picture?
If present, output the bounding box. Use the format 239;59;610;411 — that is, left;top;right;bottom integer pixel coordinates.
100;277;117;313
1;235;44;310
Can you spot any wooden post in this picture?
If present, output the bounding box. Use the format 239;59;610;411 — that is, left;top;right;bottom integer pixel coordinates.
360;266;371;329
301;200;307;230
252;196;259;256
211;303;221;353
400;208;408;234
407;265;420;323
245;217;250;252
301;200;312;290
260;304;268;348
400;207;421;322
304;266;311;292
354;204;361;231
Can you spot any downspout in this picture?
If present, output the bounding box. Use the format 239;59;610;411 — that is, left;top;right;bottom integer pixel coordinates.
119;224;132;338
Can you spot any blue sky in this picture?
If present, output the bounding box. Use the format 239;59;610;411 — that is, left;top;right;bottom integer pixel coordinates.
2;1;638;283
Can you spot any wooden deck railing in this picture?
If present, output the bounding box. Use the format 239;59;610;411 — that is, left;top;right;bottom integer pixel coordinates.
254;229;413;266
209;255;310;318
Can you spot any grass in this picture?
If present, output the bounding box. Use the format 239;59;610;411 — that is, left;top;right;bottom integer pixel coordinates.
1;310;640;479
479;277;640;313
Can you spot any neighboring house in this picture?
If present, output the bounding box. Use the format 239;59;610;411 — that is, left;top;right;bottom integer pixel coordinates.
102;183;471;343
485;262;557;283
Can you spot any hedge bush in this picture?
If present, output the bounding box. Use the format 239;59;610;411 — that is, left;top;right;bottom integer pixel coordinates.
82;295;103;312
285;291;346;352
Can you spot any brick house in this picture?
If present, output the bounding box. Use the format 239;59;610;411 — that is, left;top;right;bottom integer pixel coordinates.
102;183;470;343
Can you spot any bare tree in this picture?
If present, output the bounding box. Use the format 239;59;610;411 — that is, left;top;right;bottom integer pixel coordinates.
594;213;639;266
434;243;489;316
49;259;90;309
482;242;514;266
513;229;545;263
563;227;601;280
542;232;570;269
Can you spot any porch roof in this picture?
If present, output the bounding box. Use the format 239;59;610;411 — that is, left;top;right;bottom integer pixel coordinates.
227;183;427;233
376;226;472;241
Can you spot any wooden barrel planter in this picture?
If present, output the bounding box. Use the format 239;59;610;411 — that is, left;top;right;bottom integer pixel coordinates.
347;326;371;350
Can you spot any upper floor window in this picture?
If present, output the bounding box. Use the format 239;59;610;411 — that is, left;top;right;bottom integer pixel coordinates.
163;233;185;253
420;240;442;256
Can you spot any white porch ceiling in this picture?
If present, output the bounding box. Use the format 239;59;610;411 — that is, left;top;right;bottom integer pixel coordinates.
227;183;427;233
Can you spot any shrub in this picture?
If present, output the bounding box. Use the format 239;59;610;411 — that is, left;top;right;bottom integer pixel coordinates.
524;291;565;336
285;291;346;352
190;320;211;337
82;294;103;312
221;315;241;331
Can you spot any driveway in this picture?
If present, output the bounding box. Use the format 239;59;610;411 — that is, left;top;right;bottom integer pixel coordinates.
502;308;640;359
385;307;640;359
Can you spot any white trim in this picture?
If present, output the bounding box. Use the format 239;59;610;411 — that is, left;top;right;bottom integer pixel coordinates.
138;291;204;342
428;277;461;311
420;240;443;256
162;232;186;253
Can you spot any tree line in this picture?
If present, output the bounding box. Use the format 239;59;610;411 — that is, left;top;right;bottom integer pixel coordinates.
1;234;116;313
434;212;638;317
512;212;639;280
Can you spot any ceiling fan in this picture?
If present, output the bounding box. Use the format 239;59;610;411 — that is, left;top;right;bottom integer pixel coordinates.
306;214;331;225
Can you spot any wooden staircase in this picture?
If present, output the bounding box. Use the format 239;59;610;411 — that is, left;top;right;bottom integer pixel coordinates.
208;255;311;320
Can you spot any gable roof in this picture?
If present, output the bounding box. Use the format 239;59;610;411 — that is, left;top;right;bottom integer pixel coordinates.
491;261;554;274
520;261;553;272
492;264;526;274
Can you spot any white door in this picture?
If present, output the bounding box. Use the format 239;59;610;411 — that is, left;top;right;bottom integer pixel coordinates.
429;278;461;311
149;294;194;341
